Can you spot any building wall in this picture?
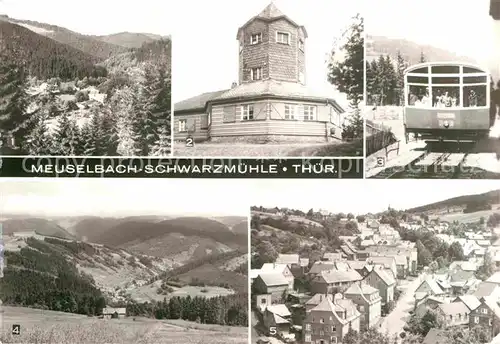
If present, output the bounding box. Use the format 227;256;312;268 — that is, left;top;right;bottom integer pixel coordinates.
365;273;393;304
469;304;500;338
303;310;353;344
344;293;381;330
209;100;341;140
173;113;209;141
238;18;305;84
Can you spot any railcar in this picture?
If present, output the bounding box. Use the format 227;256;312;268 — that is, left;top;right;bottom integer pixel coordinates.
403;62;493;143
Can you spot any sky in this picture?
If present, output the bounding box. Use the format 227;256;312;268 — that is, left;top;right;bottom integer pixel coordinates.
0;179;249;217
249;180;500;215
0;0;173;35
366;0;498;69
172;0;361;102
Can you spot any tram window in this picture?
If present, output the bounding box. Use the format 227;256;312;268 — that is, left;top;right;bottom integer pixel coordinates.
431;86;460;108
431;77;460;84
410;67;428;74
463;76;488;84
408;85;430;107
431;65;460;74
463;66;484;73
407;76;428;83
463;85;487;107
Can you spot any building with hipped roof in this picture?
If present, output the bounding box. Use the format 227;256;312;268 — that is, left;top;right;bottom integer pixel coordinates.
303;294;360;344
262;304;292;338
344;283;382;330
364;267;396;304
310;269;363;294
173;2;346;144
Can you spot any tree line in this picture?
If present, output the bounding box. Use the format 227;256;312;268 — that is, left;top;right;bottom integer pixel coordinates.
366;50;427;106
0;238;106;315
125;294;248;326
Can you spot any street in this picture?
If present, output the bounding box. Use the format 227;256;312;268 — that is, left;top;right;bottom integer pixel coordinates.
379;274;426;339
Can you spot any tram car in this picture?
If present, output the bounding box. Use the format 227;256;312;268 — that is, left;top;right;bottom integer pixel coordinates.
403;62;493;143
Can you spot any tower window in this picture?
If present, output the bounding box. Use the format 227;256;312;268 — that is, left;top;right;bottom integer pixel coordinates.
250;33;262;45
299;39;304;51
251;67;262;81
276;31;290;44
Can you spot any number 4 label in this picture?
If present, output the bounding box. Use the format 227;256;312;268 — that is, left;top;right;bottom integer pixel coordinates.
12;324;21;335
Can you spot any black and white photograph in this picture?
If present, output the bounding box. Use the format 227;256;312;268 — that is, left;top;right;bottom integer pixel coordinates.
0;179;249;344
0;0;172;157
172;0;363;157
365;0;500;179
249;179;500;344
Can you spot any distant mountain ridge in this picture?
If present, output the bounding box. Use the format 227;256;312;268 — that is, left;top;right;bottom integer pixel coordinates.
406;189;500;213
366;34;477;66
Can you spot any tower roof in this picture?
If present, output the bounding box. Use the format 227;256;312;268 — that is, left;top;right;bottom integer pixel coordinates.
237;2;307;39
257;2;285;19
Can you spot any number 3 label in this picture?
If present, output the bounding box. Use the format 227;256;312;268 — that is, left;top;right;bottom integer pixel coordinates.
376;157;385;167
186;137;194;147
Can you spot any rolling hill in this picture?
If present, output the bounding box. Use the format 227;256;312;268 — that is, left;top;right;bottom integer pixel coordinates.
4;16;129;59
95;32;165;49
366;35;477;65
407;189;500;213
93;217;247;249
0;217;76;240
0;20;103;79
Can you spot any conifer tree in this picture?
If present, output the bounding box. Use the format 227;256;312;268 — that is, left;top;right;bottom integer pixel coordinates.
52;112;80;155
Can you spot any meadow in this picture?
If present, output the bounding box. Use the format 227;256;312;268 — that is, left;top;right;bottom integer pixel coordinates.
0;306;248;344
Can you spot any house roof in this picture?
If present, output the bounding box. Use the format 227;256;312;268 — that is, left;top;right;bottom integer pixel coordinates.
305;293;332;306
259;273;289;287
346;260;369;271
308;296;359;325
174;89;228;113
267;304;291;318
454;295;481;311
366;256;396;268
261;263;289;274
341;245;355;255
438;302;470;316
276;254;300;265
474;282;500;298
300;258;309;267
210;80;344;113
370;268;396;286
436;279;451;290
319;269;362;284
309;262;336;275
237;3;308;39
323;252;343;261
250;269;261;279
344;283;379;295
419;278;444;295
487;271;500;284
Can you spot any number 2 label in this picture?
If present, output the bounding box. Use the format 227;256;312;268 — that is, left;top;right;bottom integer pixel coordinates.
186;137;194;147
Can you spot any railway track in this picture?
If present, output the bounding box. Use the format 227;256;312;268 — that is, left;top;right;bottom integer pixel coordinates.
370;151;491;179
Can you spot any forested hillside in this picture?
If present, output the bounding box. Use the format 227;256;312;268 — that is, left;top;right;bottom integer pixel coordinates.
0;17;171;156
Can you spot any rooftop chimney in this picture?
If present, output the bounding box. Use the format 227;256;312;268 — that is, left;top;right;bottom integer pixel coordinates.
231;82;238;88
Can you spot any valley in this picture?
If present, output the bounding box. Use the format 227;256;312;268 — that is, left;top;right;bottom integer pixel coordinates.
0;15;171;156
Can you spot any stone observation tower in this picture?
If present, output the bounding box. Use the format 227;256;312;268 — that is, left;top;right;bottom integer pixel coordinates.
236;2;307;85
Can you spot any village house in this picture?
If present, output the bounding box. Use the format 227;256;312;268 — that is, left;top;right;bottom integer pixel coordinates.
364;245;417;276
310;269;362;294
303;294;360;344
262;304;292;338
469;296;500;338
253;273;289;303
322;252;343;262
344;283;382;330
454;295;481;313
473;282;500;300
365;256;397;279
102;307;126;319
436;302;470;327
173;3;346;143
414;295;446;317
260;263;295;291
415;278;445;297
275;253;309;276
364;267;396;304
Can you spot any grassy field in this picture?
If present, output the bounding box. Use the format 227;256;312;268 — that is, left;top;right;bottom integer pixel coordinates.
434;206;500;223
0;306;248;344
173;141;362;157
